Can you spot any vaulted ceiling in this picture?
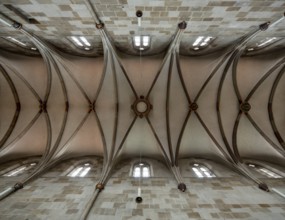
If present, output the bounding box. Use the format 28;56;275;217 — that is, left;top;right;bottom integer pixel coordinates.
0;0;285;186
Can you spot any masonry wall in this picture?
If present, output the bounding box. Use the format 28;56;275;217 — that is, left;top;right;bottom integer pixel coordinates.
0;157;284;220
0;157;103;220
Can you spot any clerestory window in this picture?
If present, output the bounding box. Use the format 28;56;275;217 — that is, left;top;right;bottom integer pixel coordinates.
133;162;150;178
248;163;282;178
67;163;92;177
191;163;216;178
3;162;37;177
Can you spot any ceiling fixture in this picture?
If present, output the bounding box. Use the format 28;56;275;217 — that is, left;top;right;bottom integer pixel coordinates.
136;10;143;27
192;36;213;50
70;36;92;50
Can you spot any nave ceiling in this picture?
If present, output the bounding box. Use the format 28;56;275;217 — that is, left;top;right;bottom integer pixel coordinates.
0;1;285;188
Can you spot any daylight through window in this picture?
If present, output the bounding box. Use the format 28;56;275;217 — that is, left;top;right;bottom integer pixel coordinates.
133;162;150;178
3;162;37;177
191;163;215;178
248;163;281;178
67;163;91;177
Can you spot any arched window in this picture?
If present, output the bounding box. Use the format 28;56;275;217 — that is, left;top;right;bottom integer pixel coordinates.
132;162;150;178
191;163;215;178
3;162;37;177
67;163;91;177
247;163;282;178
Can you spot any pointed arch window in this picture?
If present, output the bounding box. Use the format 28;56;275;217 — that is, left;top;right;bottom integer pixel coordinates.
3;162;37;177
248;163;282;178
67;163;91;177
133;162;150;178
133;35;151;51
191;163;215;178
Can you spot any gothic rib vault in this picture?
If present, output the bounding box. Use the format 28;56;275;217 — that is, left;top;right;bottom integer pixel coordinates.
0;0;285;216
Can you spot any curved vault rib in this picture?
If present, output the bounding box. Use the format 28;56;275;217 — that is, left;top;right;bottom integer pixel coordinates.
92;41;117;170
175;47;238;165
174;110;191;166
108;53;119;162
195;111;234;163
231;49;246;162
144;27;185;168
111;116;138;160
19;31;53;103
57;58;92;104
93;110;108;166
193;27;260;103
166;53;175;165
173;49;193;165
146;29;181;99
215;21;269;164
175;51;191;104
101;31;138;99
14;28;70;174
231;50;244;103
34;51;68;165
217;49;241;163
6;32;56;175
94;46;108;102
191;28;262;166
94;45;118;166
246;113;285;157
95;28;139;167
23;111;52;184
41;75;68;163
41;53;52;103
85;0;139;175
186;28;263;167
167;47;189;167
97;27;189;184
245;57;285;102
232;50;285;161
93;44;109;164
268;64;285;150
0;64;20;149
27;109;94;182
222;16;285;188
146;116;171;166
40;111;52;162
0;63;42;102
232;110;243;161
52;111;91;158
194;50;233;103
0;110;42;154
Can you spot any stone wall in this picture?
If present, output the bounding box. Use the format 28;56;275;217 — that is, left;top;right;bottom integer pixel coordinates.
0;157;103;220
0;157;284;220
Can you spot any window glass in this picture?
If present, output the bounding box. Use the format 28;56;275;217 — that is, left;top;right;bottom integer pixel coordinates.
133;162;150;178
191;163;215;178
68;163;92;177
3;162;37;177
248;163;281;178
